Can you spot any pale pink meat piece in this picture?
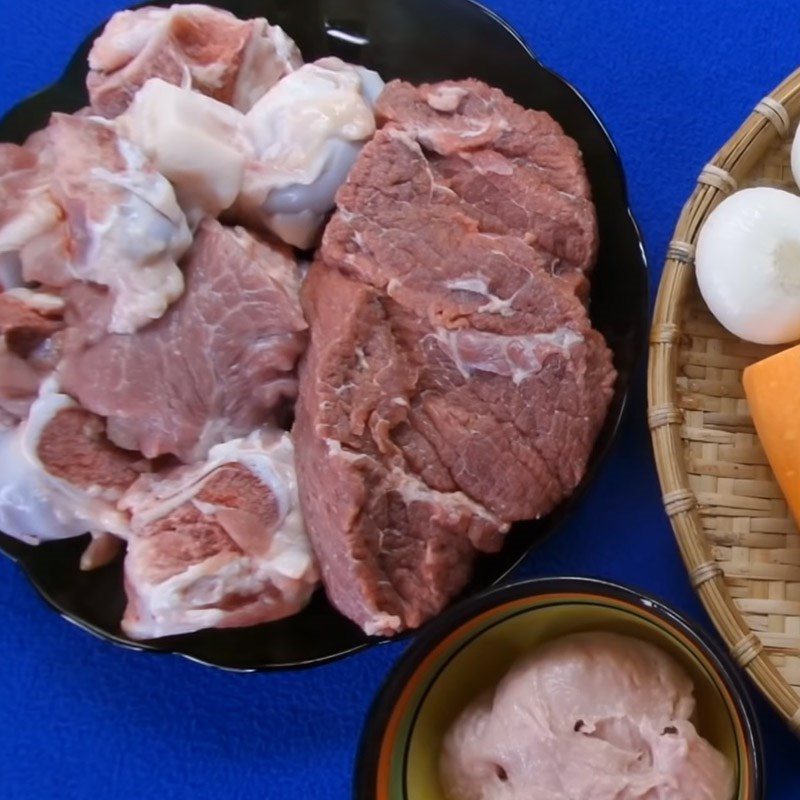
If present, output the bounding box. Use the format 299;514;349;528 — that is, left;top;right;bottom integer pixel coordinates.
0;292;63;422
60;218;308;463
440;633;735;800
0;144;61;290
119;429;318;639
87;4;302;117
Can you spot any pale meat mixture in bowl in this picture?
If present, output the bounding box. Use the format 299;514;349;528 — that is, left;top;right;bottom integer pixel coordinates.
441;633;734;800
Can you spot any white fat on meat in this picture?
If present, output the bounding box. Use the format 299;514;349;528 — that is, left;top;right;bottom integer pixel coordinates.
116;59;382;246
432;326;584;385
231;19;303;112
82;133;192;333
117;78;251;222
0;199;60;264
239;58;384;248
0;384;131;543
3;288;64;314
7;115;192;334
88;4;302;115
119;429;319;639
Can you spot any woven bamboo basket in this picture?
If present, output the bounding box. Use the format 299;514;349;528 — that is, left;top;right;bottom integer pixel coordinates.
649;67;800;730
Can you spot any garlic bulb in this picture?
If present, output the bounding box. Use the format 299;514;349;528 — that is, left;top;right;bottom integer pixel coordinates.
695;187;800;344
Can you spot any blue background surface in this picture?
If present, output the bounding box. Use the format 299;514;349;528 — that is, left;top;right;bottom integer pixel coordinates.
0;0;799;796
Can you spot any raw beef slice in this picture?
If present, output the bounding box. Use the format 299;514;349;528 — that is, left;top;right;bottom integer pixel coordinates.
376;79;598;280
294;265;501;635
294;79;616;635
60;218;308;463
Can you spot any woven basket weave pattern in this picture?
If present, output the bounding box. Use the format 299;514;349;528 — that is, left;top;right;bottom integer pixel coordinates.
649;68;800;729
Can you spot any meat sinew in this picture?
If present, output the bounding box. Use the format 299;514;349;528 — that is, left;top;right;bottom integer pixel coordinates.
237;58;384;248
294;79;615;635
60;218;307;463
87;4;302;117
120;429;318;639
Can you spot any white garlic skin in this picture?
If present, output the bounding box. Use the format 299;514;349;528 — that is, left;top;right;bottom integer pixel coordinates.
696;186;800;345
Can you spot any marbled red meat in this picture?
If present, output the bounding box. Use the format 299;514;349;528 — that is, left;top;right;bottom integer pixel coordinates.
60;218;307;463
294;79;615;635
376;79;597;280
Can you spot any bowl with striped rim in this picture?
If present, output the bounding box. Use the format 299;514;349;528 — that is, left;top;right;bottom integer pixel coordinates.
355;577;764;799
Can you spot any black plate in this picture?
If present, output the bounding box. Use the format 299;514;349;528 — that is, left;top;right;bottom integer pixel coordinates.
0;0;648;670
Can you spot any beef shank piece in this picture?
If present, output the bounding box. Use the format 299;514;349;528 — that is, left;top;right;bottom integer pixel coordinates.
0;114;192;335
119;429;318;639
0;386;147;543
87;4;302;117
237;58;384;248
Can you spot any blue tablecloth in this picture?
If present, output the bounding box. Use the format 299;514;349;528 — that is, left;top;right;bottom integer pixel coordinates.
1;1;800;797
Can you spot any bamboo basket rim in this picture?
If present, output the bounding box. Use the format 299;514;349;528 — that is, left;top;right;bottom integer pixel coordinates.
648;66;800;733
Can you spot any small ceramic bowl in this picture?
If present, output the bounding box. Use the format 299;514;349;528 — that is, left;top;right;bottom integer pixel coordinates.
355;577;764;800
